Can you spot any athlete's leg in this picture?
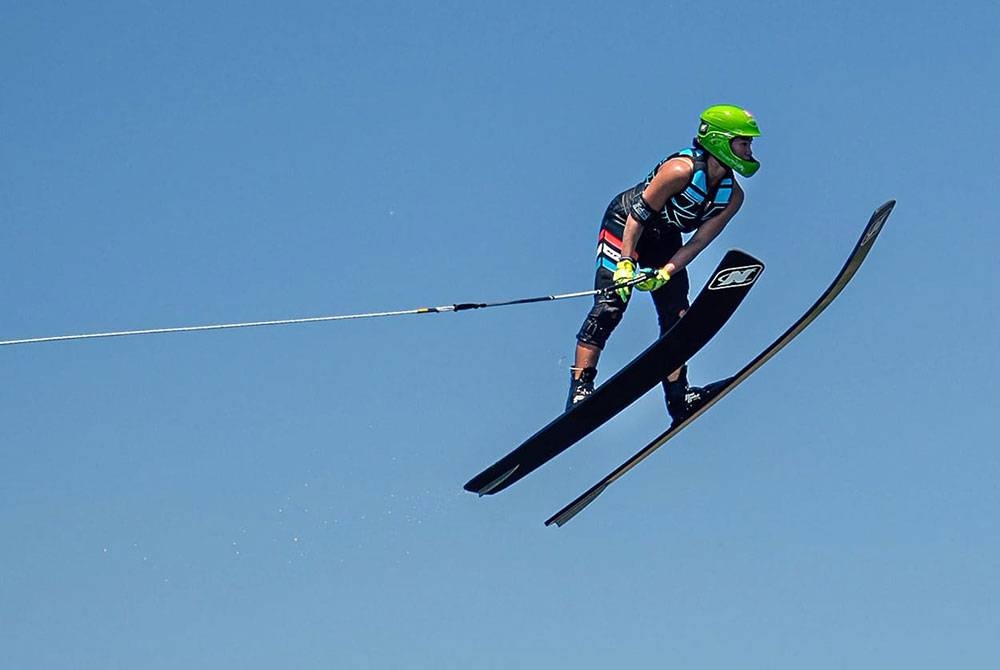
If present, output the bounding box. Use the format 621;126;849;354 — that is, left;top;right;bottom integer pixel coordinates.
568;198;630;408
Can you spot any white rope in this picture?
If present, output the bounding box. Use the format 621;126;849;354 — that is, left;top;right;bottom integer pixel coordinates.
1;275;649;348
0;306;453;347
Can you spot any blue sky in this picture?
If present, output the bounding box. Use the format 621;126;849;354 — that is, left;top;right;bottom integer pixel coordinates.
3;1;999;668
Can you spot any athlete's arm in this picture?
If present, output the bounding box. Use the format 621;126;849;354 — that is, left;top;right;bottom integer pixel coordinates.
618;157;693;261
662;181;745;275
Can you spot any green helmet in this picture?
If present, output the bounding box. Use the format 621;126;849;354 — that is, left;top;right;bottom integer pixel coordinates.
696;104;761;177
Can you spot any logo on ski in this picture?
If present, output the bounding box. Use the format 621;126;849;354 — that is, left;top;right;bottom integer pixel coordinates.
708;264;763;290
860;206;891;247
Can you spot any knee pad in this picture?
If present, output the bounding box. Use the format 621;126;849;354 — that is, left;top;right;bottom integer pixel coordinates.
576;299;624;349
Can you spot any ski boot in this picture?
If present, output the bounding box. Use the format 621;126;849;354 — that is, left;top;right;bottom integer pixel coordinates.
664;367;731;427
566;367;597;410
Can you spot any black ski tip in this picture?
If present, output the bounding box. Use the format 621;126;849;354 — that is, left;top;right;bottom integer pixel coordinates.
871;199;896;223
857;199;896;251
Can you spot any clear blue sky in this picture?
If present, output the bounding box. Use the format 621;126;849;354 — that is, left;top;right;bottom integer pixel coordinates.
3;2;999;668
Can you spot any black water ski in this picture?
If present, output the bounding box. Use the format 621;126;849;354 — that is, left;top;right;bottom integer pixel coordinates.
545;200;895;527
464;249;765;496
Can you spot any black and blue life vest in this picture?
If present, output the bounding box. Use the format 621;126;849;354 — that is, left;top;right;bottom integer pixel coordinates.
628;147;734;233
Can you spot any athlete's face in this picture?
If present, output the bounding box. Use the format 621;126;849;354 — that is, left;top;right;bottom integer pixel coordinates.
730;136;754;160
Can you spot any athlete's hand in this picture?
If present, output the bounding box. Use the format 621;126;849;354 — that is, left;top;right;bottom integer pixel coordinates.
636;265;672;292
613;258;637;303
